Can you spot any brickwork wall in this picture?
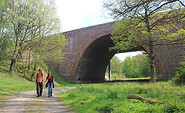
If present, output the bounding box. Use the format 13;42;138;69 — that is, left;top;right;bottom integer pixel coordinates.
49;22;184;82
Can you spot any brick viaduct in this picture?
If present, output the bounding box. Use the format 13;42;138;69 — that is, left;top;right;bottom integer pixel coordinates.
49;22;184;83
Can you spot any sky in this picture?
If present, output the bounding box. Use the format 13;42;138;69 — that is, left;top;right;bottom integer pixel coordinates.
54;0;142;61
55;0;113;32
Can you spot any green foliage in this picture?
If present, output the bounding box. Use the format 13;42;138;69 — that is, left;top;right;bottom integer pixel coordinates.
110;19;144;52
122;54;151;78
32;33;68;62
11;60;74;86
0;36;14;63
107;2;185;52
96;103;114;113
122;56;140;78
110;56;122;74
0;0;66;72
108;53;151;79
59;82;185;113
172;61;185;85
104;0;185;83
163;104;183;113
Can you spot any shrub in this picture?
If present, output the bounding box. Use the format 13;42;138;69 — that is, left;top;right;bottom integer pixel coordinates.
163;104;181;113
96;104;114;113
172;62;185;85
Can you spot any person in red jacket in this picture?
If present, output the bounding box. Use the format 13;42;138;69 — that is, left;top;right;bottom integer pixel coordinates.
44;71;54;97
35;69;44;97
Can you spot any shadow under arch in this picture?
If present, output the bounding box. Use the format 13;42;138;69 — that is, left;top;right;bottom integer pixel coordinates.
76;34;162;83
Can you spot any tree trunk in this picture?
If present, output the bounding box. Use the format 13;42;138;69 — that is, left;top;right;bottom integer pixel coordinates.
149;36;155;83
127;95;167;104
10;35;19;72
23;51;29;78
28;52;31;71
145;7;155;83
10;49;18;72
10;58;16;72
108;62;111;80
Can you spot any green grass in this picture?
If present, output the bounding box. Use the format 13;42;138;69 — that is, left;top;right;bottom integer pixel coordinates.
0;64;35;98
0;71;35;106
59;82;185;113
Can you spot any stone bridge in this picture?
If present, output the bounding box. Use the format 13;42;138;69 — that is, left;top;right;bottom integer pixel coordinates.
49;22;184;83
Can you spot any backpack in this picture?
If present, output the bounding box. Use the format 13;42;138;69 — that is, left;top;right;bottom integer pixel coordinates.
36;73;43;78
36;73;43;82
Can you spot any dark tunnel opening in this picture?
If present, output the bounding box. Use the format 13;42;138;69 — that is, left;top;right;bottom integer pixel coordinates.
76;34;146;83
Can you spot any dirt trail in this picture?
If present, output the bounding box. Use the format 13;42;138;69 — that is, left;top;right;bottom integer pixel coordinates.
0;87;75;113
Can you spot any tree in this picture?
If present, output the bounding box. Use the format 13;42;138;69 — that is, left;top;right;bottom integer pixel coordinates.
3;0;63;72
122;56;142;78
110;56;122;74
29;33;67;80
0;0;9;38
0;0;13;63
135;54;150;77
104;0;185;83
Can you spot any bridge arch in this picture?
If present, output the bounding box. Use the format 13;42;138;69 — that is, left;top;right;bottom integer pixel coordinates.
75;34;163;83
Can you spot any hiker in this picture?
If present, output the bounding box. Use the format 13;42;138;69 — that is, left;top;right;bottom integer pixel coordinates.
35;69;44;97
44;71;55;98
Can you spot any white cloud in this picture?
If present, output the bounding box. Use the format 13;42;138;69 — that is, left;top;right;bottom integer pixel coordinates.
55;0;113;32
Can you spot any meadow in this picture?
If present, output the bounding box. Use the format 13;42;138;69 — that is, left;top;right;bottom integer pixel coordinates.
59;82;185;113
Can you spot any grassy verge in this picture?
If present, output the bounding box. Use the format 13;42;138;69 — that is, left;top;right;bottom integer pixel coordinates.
59;82;185;113
0;71;35;106
0;65;34;102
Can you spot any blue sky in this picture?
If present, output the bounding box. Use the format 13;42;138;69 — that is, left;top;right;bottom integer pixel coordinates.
55;0;142;61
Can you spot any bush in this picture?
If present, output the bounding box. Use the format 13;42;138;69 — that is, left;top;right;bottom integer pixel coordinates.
163;104;181;113
172;62;185;85
96;104;114;113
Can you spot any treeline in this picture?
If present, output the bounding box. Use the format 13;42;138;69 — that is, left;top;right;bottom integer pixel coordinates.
0;0;67;81
109;53;185;85
107;53;152;79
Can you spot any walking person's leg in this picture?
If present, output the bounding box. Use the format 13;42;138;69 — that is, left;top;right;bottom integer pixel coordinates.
36;82;40;97
39;82;43;96
48;83;51;97
51;83;53;97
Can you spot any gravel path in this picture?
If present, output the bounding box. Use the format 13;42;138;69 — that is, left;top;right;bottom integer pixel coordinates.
0;87;75;113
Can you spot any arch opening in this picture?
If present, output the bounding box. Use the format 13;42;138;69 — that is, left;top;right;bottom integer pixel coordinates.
106;51;152;81
76;35;161;83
